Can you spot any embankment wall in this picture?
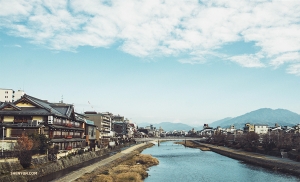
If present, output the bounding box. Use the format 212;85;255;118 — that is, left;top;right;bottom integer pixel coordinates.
0;143;134;182
193;141;300;176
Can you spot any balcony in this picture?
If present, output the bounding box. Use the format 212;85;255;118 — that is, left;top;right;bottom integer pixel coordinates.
65;123;73;127
65;135;73;139
54;135;62;139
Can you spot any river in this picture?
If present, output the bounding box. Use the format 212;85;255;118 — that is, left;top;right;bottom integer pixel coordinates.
142;141;300;182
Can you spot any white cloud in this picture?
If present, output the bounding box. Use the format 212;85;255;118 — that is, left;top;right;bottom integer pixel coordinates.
229;54;265;68
1;0;300;75
287;64;300;76
270;52;300;68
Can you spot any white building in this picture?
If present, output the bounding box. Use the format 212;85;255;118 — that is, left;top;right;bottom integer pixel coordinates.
14;90;25;101
254;124;268;134
0;88;14;102
0;88;25;102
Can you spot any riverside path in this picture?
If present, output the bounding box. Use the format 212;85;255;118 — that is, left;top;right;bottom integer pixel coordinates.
53;142;150;182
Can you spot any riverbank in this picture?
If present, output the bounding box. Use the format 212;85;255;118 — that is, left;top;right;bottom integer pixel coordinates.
56;142;158;182
190;141;300;177
0;142;135;182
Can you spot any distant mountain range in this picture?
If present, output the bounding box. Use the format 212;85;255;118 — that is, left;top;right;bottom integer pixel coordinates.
137;108;300;131
137;122;199;132
209;108;300;129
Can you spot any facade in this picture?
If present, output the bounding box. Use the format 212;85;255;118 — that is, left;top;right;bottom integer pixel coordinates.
85;119;97;150
0;89;25;102
244;123;255;133
0;94;85;151
113;121;127;137
84;111;113;147
254;124;268;134
14;90;25;101
0;89;14;102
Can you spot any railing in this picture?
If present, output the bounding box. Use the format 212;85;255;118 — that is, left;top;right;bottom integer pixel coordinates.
0;150;41;159
65;123;73;127
65;135;72;139
53;135;62;138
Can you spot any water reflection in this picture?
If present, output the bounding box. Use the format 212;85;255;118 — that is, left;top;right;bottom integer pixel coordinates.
142;141;300;182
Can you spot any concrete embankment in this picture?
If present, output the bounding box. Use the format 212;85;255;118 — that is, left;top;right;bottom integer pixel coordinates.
0;143;135;182
192;141;300;177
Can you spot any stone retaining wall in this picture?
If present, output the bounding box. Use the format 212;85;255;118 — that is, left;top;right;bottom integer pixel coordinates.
0;143;134;182
193;141;300;176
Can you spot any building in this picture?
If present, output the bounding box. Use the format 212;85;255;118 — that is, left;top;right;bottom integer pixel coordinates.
244;123;255;133
84;111;113;147
84;119;97;151
0;94;85;151
254;124;268;134
0;88;25;102
0;89;14;102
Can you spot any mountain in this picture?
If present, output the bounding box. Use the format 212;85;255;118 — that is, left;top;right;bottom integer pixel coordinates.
209;117;232;128
210;108;300;129
137;122;198;132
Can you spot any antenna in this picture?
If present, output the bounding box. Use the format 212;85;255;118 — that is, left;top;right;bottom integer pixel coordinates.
88;101;95;112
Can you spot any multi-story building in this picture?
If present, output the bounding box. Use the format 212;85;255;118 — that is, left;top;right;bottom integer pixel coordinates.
243;123;255;133
254;124;268;134
0;94;85;151
0;88;14;102
84;111;113;147
84;119;97;151
0;88;25;102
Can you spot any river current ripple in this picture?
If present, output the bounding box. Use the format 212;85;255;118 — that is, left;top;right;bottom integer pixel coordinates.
142;141;300;182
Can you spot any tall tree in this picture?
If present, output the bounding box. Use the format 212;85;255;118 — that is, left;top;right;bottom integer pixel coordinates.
15;133;33;168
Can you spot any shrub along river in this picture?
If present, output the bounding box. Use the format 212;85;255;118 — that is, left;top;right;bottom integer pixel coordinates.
142;141;300;182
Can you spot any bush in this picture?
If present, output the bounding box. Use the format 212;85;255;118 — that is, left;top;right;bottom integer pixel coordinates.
19;150;33;168
94;174;113;182
78;149;84;155
115;172;142;182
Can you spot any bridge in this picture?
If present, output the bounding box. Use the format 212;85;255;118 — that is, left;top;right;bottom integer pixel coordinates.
133;137;206;142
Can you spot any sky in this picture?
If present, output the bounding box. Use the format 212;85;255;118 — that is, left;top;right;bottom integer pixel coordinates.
1;0;300;127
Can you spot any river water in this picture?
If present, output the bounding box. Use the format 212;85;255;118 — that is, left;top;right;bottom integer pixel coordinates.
142;141;300;182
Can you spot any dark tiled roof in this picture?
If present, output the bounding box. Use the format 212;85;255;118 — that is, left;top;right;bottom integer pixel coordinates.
0;102;21;111
0;94;75;119
0;107;51;115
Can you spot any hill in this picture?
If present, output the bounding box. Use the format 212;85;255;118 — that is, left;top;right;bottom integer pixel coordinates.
137;122;198;132
210;108;300;129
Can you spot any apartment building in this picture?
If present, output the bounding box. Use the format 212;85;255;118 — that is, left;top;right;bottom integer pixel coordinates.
0;88;25;102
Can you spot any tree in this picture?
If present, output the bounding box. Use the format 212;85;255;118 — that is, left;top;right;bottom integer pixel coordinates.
245;132;260;149
29;133;51;154
15;133;33;168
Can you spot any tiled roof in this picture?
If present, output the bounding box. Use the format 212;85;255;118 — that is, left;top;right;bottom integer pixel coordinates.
0;102;21;111
0;94;75;119
0;107;51;115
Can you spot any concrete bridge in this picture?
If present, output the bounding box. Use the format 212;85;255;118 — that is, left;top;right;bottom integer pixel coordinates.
133;137;206;142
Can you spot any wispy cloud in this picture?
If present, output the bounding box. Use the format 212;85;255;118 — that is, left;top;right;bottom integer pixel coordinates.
3;44;22;48
228;54;265;68
1;0;300;74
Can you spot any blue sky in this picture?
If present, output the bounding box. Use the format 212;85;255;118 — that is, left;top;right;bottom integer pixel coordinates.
1;0;300;127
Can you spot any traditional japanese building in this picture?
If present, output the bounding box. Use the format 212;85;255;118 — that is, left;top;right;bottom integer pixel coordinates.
0;94;85;151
